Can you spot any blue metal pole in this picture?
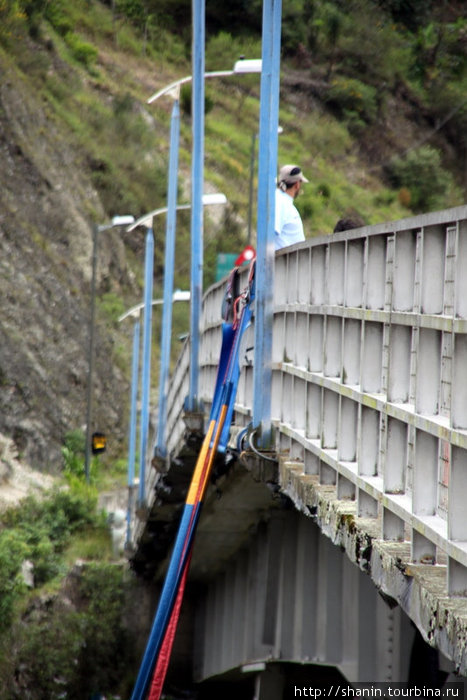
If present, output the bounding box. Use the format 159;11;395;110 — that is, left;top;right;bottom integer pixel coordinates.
187;0;205;412
253;0;282;448
126;317;140;547
138;227;154;507
156;99;180;457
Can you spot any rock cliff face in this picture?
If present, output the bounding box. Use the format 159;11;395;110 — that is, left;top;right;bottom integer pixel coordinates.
0;433;55;508
0;58;131;471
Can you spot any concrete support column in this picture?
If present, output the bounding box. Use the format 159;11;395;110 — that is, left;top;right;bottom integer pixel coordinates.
253;665;285;700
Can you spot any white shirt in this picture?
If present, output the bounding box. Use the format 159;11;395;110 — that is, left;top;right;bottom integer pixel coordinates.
274;188;305;250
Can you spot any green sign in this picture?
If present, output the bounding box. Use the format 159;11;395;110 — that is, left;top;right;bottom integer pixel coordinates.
216;253;237;281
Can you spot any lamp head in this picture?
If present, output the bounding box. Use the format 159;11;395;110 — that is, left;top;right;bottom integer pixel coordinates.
233;58;262;74
202;193;227;206
111;215;135;227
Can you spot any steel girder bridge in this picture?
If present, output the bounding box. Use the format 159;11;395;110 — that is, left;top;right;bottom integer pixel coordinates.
128;206;467;698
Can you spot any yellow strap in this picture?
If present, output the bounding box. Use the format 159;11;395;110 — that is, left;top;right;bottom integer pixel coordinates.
186;420;216;505
197;404;228;504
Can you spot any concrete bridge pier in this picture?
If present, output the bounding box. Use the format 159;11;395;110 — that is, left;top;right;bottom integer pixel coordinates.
252;664;285;700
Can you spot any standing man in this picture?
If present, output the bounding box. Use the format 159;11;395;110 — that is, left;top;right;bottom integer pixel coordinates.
275;164;309;250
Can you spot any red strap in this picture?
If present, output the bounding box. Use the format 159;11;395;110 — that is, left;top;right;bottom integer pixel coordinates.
148;556;190;700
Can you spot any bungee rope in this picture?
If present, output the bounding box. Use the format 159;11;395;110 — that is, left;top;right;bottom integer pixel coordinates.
131;260;257;700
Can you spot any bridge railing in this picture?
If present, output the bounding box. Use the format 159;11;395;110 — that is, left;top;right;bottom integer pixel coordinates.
163;205;467;597
165;336;190;456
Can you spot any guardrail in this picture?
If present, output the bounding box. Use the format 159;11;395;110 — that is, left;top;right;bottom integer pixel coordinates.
163;205;467;597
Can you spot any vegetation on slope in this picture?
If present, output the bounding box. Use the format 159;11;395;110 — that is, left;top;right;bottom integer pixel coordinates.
0;1;467;696
0;477;136;698
0;432;144;698
2;0;466;291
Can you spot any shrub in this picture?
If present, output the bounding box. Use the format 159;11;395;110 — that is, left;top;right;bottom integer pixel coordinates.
317;183;331;199
379;0;433;32
45;0;73;36
64;32;98;69
41;487;100;535
0;1;27;47
98;292;126;325
298;197;315;220
0;531;28;629
3;487;100;545
0;483;105;628
11;608;85;699
398;186;412;208
63;428;85;456
0;563;133;698
115;0;147;26
75;563;131;693
180;83;214;116
62;428;101;484
327;77;378;125
385;145;457;212
205;31;262;73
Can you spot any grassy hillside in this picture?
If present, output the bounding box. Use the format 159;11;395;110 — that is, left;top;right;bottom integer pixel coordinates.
4;0;465;292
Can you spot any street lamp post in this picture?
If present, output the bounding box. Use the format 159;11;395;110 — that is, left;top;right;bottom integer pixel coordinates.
147;57;262;414
85;214;135;483
125;194;226;507
146;59;262;105
125;313;140;550
189;0;205;415
126;193;227;230
253;0;282;449
156;94;179;461
119;289;190;548
156;191;228;456
137;223;154;509
118;290;191;324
